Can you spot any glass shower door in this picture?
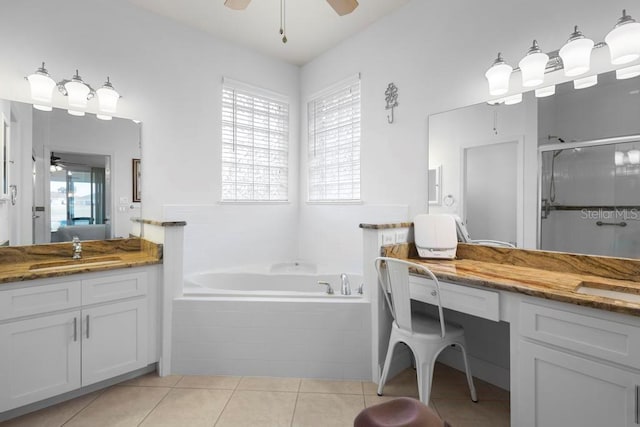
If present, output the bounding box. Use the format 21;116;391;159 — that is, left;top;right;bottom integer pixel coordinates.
612;141;640;258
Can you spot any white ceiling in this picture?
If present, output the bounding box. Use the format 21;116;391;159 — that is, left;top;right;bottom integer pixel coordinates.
126;0;410;65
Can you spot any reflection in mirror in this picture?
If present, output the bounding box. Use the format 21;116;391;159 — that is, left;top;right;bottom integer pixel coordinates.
427;165;441;205
0;99;141;246
538;71;640;258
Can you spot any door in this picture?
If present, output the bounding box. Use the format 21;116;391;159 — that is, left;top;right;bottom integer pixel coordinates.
463;140;518;245
517;340;640;427
81;298;147;386
0;311;81;411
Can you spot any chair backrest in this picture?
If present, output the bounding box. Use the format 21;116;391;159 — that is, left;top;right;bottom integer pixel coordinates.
375;257;446;338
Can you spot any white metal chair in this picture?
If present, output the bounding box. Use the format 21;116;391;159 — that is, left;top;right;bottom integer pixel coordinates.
375;257;478;405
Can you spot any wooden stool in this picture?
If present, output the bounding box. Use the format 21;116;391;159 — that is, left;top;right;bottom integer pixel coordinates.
354;397;449;427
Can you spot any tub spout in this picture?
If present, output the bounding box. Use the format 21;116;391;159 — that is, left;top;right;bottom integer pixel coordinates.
318;281;334;295
340;273;351;295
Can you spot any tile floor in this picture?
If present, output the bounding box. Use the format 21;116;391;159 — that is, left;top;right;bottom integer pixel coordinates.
1;363;510;427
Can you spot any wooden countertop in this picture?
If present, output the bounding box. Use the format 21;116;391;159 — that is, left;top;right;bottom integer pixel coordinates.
383;243;640;317
0;238;162;284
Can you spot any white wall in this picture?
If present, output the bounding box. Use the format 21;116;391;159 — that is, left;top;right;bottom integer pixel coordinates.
0;0;299;269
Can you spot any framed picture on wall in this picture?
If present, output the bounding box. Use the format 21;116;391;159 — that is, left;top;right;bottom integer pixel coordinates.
132;158;141;203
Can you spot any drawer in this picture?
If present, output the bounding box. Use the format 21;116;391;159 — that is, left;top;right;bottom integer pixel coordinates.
409;277;500;321
0;281;81;321
520;301;640;370
82;271;147;305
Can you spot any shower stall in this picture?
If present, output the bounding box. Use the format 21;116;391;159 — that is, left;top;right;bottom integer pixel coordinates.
539;136;640;258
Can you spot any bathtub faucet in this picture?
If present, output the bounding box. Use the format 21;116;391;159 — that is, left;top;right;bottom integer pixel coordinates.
340;273;351;295
318;281;334;295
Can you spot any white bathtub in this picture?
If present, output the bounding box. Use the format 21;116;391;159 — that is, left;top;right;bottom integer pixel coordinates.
173;263;371;380
184;270;363;299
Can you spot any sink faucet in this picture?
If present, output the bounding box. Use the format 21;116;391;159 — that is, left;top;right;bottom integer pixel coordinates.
72;236;82;259
318;281;334;295
340;273;351;295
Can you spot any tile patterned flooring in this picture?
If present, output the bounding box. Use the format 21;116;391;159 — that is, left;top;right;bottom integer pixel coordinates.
1;363;510;427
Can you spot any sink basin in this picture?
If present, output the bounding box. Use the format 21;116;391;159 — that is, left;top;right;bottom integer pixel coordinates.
29;256;123;271
575;281;640;304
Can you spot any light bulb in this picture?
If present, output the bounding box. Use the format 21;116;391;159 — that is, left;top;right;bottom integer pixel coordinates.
628;149;640;164
615;151;625;166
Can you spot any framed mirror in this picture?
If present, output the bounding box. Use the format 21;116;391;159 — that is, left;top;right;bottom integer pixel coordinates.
0;113;7;199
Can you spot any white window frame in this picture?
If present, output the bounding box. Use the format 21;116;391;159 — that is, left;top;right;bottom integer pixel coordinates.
307;74;361;203
221;77;290;203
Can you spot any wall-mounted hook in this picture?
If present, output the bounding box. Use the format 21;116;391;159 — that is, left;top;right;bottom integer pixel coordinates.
385;83;398;124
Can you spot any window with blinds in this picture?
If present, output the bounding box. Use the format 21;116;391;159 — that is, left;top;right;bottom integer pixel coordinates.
221;81;289;202
307;77;361;202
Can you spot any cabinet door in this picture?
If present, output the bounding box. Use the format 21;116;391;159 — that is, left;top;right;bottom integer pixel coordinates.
0;311;81;411
517;340;640;427
81;298;147;386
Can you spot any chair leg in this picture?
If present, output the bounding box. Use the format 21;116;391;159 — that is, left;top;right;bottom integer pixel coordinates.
415;355;434;406
377;338;399;396
457;342;478;402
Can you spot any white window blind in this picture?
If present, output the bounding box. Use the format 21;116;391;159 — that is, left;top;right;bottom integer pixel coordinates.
221;80;289;202
307;77;361;202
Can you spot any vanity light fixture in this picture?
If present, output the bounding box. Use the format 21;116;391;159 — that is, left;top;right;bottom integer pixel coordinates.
26;63;121;120
605;10;640;65
485;53;513;96
616;64;640;79
573;74;598;89
519;40;549;87
559;26;594;77
535;85;556;98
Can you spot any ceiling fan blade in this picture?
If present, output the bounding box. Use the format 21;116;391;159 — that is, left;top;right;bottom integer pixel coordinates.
224;0;251;10
326;0;358;16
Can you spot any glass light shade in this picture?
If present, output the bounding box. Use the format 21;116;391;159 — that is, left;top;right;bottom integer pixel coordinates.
519;41;549;87
616;65;640;80
504;93;522;105
27;72;55;108
574;75;598;89
615;151;625;166
64;79;90;111
485;54;513;96
96;114;113;121
629;149;640;164
535;85;556;98
67;109;85;117
605;14;640;65
559;36;594;77
96;83;119;114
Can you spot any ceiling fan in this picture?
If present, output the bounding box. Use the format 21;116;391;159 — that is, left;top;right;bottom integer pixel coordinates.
224;0;359;16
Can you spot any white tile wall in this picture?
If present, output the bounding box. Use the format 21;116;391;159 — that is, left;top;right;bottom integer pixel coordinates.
171;298;372;380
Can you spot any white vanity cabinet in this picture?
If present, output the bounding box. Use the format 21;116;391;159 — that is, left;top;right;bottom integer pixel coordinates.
0;268;156;413
516;300;640;427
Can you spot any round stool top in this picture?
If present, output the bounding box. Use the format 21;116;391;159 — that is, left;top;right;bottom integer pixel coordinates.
353;397;447;427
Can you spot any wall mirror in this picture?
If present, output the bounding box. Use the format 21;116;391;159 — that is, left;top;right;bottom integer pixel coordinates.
428;69;640;257
0;99;141;247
